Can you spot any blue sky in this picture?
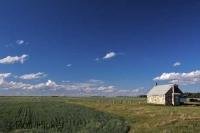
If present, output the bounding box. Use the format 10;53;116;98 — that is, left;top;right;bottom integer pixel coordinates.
0;0;200;96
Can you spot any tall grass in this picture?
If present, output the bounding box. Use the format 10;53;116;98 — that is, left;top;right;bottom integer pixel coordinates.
66;97;200;133
0;97;129;133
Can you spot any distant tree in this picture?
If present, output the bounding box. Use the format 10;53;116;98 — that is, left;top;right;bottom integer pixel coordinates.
183;93;200;98
138;95;147;98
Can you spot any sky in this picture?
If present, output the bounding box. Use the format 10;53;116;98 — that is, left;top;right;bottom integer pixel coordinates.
0;0;200;96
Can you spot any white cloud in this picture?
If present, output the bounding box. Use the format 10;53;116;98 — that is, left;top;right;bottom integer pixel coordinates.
0;54;28;64
115;87;147;96
154;72;180;81
66;64;72;67
19;72;46;80
95;51;121;61
62;80;71;83
173;62;181;67
16;40;25;45
103;52;116;59
154;70;200;85
88;79;104;84
0;73;12;79
0;79;61;90
0;74;146;96
5;40;28;48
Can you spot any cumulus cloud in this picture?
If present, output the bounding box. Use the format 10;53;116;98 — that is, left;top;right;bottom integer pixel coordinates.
103;52;116;59
154;70;200;85
0;79;61;91
0;74;146;96
19;72;46;80
173;62;181;67
0;54;28;64
0;73;12;79
16;40;25;45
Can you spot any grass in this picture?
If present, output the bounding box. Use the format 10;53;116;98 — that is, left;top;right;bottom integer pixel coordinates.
65;97;200;133
0;97;129;133
1;96;200;133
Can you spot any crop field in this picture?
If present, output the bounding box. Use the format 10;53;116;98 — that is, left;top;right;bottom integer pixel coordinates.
0;97;129;133
1;97;200;133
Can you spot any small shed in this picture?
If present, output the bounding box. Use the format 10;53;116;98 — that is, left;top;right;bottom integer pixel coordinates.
147;84;183;106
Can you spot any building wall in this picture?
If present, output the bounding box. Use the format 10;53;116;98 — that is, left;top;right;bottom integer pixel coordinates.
165;89;173;105
147;95;165;105
147;86;183;106
165;87;182;106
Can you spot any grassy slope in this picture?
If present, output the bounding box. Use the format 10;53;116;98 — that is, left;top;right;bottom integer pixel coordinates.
65;97;200;133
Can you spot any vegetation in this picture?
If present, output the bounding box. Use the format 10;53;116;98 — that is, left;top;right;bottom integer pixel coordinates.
66;97;200;133
184;92;200;98
1;96;200;133
0;97;129;133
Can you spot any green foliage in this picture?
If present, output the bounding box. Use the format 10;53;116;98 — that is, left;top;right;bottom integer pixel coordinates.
184;92;200;98
0;97;129;133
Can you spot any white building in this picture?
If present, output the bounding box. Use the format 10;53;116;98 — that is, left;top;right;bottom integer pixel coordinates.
147;84;183;106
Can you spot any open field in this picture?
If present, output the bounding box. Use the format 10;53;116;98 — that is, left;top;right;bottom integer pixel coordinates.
0;97;129;133
0;97;200;133
66;97;200;133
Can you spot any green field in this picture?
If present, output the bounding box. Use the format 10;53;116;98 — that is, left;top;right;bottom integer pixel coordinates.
0;97;200;133
0;97;129;133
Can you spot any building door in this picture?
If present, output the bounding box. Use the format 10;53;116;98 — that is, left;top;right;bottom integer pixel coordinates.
174;95;180;106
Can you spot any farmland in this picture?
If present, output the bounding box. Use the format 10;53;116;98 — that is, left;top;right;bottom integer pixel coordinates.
1;97;200;133
0;97;129;133
66;97;200;133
